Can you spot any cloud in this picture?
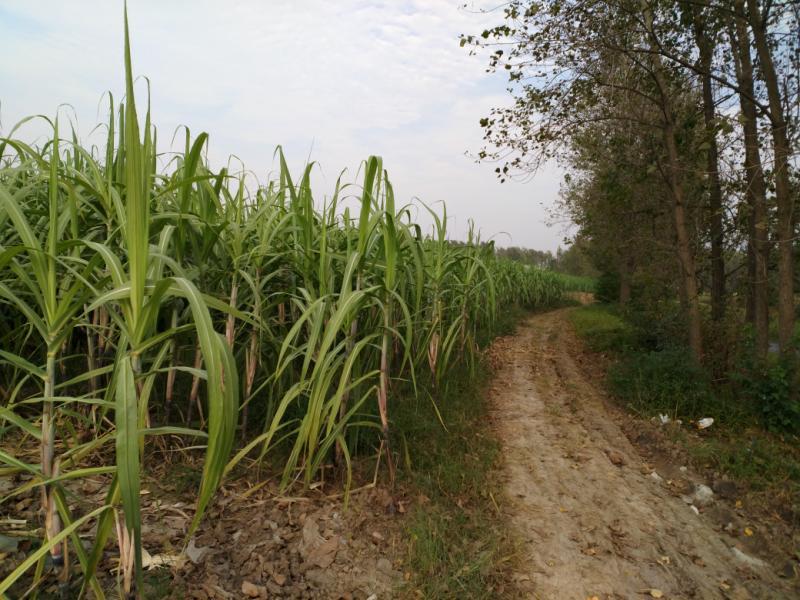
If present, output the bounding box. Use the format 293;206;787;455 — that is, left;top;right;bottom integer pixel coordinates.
0;0;567;250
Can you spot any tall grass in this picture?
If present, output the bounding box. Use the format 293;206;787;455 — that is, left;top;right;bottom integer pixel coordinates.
554;273;596;294
0;12;564;598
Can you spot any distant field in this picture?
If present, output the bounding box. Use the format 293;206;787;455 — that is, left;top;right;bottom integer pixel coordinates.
553;273;597;293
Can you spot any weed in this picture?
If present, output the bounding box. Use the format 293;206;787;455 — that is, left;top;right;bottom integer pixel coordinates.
395;359;513;598
608;348;716;421
569;305;635;352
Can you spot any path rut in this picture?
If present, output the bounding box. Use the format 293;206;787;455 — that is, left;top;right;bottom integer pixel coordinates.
488;309;789;599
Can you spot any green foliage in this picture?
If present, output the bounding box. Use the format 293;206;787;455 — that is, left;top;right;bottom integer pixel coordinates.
594;271;619;303
0;16;562;597
573;304;800;434
397;357;511;599
688;432;800;493
569;305;634;352
554;273;596;293
570;305;718;421
495;242;597;280
608;348;715;420
735;357;800;434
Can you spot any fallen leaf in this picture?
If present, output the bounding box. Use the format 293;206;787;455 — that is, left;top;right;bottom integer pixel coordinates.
185;538;209;564
744;527;753;537
307;536;338;568
141;547;185;571
649;590;664;599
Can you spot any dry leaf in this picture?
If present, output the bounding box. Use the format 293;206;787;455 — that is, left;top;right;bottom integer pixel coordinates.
744;527;753;537
141;547;185;570
185;538;209;564
307;536;339;568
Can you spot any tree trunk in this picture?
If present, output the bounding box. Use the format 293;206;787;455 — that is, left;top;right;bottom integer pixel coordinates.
618;255;632;306
644;4;704;361
691;6;726;325
651;100;703;356
731;0;770;358
746;0;795;355
664;121;705;362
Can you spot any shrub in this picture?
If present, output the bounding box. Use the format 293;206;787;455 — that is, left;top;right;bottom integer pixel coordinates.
736;359;800;434
608;348;716;420
594;271;619;303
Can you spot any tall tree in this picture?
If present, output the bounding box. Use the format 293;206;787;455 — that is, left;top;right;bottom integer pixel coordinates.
465;0;708;358
730;0;770;358
688;1;726;325
745;0;796;355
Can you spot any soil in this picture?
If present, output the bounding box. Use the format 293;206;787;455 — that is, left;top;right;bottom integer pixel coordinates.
166;480;405;599
485;308;798;599
1;450;407;599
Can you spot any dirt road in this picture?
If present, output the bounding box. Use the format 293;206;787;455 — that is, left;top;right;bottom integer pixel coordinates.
488;309;790;599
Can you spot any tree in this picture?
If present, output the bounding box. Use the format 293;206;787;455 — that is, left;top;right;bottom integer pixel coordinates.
464;0;799;363
464;0;708;358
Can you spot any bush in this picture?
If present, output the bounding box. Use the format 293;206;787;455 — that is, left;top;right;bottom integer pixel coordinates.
736;359;800;434
608;348;717;420
594;271;619;303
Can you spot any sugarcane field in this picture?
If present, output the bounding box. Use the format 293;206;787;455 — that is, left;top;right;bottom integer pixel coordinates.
1;2;799;599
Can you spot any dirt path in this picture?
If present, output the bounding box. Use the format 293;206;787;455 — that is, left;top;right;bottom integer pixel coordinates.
488;309;789;600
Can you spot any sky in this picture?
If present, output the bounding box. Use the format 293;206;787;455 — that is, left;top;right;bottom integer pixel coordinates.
0;0;569;251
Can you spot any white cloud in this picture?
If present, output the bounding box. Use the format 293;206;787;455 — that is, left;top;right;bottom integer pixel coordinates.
0;0;567;250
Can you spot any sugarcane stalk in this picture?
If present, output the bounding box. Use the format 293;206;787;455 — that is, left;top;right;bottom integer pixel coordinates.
187;343;203;426
42;346;65;573
164;305;179;421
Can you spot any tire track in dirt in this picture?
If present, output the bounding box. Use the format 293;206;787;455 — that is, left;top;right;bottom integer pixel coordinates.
487;309;789;599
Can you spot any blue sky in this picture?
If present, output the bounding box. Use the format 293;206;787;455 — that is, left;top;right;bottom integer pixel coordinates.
0;0;568;251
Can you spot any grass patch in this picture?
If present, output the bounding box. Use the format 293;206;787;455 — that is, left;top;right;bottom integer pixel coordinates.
685;430;800;494
607;348;719;422
394;311;520;598
568;305;635;352
569;303;800;530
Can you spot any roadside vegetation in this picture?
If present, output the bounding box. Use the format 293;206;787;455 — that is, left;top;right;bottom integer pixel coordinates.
397;311;520;599
399;297;577;598
0;18;568;600
569;303;800;524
